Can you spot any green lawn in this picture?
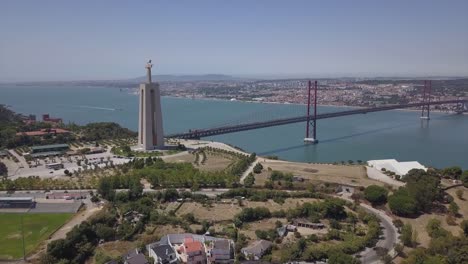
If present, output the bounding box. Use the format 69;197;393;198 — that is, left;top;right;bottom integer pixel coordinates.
0;213;73;260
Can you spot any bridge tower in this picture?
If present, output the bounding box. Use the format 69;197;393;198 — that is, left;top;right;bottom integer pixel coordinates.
421;80;431;120
304;80;318;144
455;97;466;114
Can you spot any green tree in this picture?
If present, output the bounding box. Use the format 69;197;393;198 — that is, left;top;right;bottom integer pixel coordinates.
364;185;389;205
461;171;468;188
388;189;418;216
244;173;255;187
401;223;414;247
95;224;116;241
441;166;463;179
405;169;441;213
253;163;263;174
455;189;464;200
97;177;116;201
328;250;360;264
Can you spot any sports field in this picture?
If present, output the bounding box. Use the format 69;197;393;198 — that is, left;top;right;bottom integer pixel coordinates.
0;213;73;260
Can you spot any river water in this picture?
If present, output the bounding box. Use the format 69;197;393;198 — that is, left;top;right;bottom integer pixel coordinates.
1;85;467;169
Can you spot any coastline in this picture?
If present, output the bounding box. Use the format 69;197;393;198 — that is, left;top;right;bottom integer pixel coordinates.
160;95;466;115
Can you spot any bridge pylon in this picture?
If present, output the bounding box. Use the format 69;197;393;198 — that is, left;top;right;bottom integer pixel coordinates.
455;98;466;114
420;80;431;120
304;80;318;144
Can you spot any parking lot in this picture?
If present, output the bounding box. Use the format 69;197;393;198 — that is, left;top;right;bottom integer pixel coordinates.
3;149;131;180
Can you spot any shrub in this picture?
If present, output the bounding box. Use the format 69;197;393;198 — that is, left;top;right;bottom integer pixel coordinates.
401;223;414;247
426;219;449;238
253;163;263;174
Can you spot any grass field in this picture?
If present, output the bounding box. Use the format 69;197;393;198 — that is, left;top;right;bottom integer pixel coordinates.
0;213;73;260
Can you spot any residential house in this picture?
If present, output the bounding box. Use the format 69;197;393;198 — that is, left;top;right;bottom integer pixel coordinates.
148;243;178;264
241;240;272;260
122;249;149;264
210;239;234;264
181;237;206;264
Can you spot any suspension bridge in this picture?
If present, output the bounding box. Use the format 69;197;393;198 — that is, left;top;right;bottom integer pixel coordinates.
166;80;467;142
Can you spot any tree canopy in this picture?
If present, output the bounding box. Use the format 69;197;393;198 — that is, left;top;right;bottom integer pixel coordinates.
364;185;388;205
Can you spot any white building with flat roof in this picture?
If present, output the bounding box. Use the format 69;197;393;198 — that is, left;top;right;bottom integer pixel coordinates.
368;159;427;177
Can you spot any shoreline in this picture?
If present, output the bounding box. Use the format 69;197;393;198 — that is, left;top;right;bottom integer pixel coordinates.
161;95;466;115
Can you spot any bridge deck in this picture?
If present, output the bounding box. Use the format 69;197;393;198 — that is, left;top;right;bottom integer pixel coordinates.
166;99;466;139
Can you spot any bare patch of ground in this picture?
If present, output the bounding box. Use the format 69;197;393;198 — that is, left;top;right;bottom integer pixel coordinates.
399;187;467;247
163;153;195;164
241;218;287;240
256;160;381;187
177;198;320;222
92;241;136;263
197;153;234;172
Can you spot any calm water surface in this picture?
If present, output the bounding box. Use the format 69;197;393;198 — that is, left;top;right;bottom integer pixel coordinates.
1;85;467;169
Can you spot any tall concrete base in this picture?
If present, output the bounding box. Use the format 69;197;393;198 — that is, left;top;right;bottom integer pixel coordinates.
138;83;164;150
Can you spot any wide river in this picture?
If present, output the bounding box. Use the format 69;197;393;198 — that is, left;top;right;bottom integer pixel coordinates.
1;85;467;169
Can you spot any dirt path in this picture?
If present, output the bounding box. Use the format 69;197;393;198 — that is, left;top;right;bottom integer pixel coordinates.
240;157;259;183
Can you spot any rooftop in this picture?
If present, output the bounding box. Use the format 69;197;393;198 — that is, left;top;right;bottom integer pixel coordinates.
368;159;427;176
184;240;203;253
31;143;69;150
242;240;272;256
213;239;230;250
0;197;33;201
151;244;175;258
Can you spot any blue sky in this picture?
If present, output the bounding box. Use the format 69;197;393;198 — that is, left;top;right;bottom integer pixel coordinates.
1;0;467;81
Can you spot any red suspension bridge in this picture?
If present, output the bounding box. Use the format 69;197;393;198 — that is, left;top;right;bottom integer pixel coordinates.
166;81;467;141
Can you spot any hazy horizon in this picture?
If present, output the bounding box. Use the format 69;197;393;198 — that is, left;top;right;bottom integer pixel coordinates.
1;0;468;82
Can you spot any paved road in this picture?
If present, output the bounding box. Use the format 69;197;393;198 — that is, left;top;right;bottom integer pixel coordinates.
355;203;399;264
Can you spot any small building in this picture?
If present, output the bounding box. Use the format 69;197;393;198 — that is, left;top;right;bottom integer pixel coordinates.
16;128;70;137
293;219;325;229
210;239;234;264
277;225;297;237
122;249;149;264
292;176;305;182
45;162;64;170
277;226;287;237
42;114;62;123
241;240;272;260
368;159;427;177
0;150;8;158
30;144;69;158
335;185;355;194
46;192;86;200
0;197;35;208
31;143;69;154
148;243;178;264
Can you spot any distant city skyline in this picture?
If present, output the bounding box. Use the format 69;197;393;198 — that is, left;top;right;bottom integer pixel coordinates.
1;0;468;82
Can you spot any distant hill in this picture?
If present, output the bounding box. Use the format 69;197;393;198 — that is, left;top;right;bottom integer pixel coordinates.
129;74;237;82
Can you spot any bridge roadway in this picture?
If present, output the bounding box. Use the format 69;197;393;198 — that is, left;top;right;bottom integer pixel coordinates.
166;99;466;139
